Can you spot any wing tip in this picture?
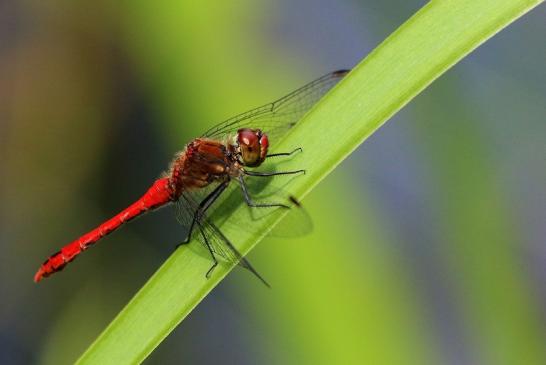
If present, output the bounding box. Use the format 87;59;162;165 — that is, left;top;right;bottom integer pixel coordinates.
289;195;302;207
332;69;351;77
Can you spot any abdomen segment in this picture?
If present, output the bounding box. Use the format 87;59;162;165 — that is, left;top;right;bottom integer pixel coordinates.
34;178;175;282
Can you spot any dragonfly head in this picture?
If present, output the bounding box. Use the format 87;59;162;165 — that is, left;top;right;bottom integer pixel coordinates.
236;128;269;167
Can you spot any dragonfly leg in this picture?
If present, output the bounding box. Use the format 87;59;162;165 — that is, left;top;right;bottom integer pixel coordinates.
266;147;302;158
243;169;305;177
198;223;218;278
238;175;290;209
176;180;230;248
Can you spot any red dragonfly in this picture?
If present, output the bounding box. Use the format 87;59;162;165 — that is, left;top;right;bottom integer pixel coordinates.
34;69;349;286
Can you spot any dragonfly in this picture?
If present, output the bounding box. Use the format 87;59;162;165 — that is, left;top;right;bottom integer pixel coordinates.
34;69;349;286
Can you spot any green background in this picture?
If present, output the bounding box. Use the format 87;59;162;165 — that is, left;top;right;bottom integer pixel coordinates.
1;1;545;364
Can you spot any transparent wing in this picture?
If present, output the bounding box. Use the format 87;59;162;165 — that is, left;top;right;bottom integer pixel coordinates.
175;186;270;286
202;69;350;144
199;217;270;287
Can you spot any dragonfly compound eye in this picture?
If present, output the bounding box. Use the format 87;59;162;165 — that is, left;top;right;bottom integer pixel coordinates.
237;128;267;167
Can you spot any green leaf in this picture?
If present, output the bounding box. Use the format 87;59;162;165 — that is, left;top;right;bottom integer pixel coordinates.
77;0;544;363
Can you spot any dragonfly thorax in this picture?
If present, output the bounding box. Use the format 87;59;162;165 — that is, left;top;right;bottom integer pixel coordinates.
169;139;232;195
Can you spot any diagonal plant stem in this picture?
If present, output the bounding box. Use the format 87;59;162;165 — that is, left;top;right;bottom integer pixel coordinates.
77;0;544;363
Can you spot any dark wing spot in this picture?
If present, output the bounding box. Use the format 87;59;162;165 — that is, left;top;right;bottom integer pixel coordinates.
289;195;302;207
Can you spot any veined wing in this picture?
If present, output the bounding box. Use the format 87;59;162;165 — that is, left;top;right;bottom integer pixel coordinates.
175;186;270;287
202;69;350;145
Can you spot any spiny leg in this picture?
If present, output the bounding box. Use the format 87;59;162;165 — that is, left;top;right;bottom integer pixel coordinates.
241;155;305;205
176;180;229;248
243;169;305;177
238;175;290;209
198;223;218;278
266;147;302;158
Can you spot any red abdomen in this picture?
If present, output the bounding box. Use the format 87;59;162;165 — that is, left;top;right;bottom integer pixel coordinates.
34;178;175;282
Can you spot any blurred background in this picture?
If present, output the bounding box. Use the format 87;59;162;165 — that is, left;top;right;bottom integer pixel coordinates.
1;1;545;364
